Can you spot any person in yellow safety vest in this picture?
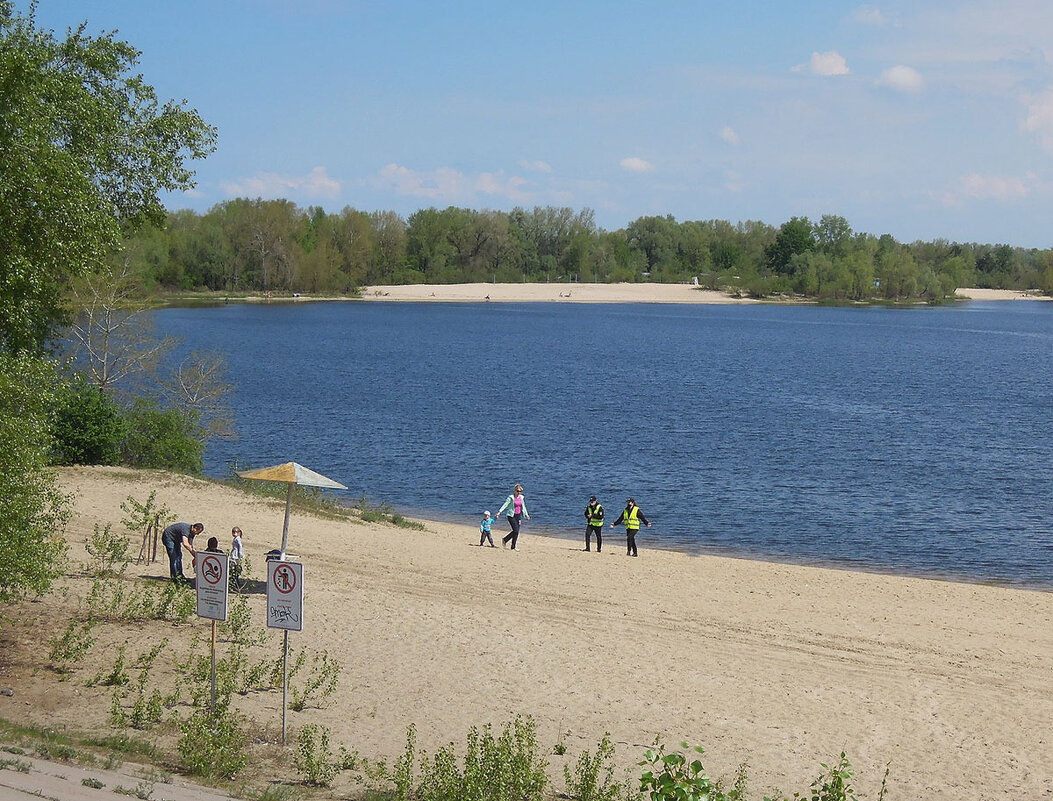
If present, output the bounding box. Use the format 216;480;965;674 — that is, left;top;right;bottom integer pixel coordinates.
610;497;651;557
583;495;604;552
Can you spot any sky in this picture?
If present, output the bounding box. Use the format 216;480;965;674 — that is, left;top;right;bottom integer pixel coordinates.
26;0;1053;247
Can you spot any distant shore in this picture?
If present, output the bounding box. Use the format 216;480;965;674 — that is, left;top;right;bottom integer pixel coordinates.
358;283;1050;304
166;284;1050;306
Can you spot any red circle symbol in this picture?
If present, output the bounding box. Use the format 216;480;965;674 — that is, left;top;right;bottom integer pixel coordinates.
201;555;223;585
272;564;297;594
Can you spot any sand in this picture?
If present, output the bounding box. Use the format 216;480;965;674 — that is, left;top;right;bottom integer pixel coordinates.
3;467;1049;799
361;283;758;303
358;283;1050;304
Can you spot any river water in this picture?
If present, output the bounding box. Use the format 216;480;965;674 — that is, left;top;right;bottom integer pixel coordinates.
151;299;1053;589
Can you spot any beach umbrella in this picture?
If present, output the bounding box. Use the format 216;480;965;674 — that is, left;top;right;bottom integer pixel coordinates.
236;461;347;556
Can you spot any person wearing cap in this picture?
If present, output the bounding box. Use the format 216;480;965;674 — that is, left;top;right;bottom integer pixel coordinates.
583;495;604;552
498;484;530;550
610;498;651;557
161;521;203;584
479;510;496;547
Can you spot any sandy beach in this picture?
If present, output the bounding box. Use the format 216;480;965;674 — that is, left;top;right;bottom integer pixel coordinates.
361;283;758;304
3;467;1049;799
358;283;1050;304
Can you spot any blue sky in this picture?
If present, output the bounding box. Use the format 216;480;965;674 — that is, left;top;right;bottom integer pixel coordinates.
28;0;1053;247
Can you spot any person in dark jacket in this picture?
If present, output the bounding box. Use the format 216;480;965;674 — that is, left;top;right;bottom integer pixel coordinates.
161;521;203;584
583;496;604;552
610;498;650;557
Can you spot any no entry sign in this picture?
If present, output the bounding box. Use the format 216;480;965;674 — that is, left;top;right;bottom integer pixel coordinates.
267;559;304;631
195;551;229;621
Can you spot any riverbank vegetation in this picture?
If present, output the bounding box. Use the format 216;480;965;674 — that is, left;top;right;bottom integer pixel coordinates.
123;201;1053;302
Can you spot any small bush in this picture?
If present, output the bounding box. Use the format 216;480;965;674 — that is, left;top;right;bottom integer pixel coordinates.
290;649;340;711
121;397;205;474
564;733;623;801
295;724;339;787
48;618;96;675
178;702;248;780
638;740;746;801
85;523;131;577
414;715;548;801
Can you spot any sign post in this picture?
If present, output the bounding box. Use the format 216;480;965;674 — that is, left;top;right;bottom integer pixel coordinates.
266;559;303;744
194;551;229;710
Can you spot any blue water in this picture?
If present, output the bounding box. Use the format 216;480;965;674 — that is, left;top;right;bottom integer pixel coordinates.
151;300;1053;589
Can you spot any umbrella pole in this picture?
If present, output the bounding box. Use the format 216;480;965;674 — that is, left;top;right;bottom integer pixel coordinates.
280;483;293;557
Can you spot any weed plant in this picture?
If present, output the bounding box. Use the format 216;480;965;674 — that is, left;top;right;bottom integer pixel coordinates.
87;576;195;624
638;740;746;801
295;724;339;787
48;617;96;675
289;649;340;711
411;715;548;801
108;640;173;730
564;733;627;801
354;495;426;530
177;700;248;780
90;644;130;687
84;523;131;577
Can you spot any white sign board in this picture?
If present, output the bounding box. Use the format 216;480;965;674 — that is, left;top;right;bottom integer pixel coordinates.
267;560;304;631
194;551;229;621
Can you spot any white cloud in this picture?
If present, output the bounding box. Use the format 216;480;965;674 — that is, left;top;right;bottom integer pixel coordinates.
794;50;850;76
620;157;654;172
941;172;1033;205
851;5;887;26
876;65;925;92
719;126;740;145
519;159;552;173
222;165;341;199
1023;88;1053;150
372;163;530;203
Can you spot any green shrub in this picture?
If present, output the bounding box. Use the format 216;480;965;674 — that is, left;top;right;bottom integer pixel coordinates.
638;740;746;801
48;618;96;675
178;702;248;780
290;649;340;711
295;724;339;787
414;715;548;801
120;491;175;537
120;397;204;473
85;523;131;577
564;733;624;801
51;376;126;465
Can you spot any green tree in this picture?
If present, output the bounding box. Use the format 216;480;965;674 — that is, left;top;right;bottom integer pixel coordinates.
52;375;127;465
0;354;70;601
0;2;216;353
765;216;815;275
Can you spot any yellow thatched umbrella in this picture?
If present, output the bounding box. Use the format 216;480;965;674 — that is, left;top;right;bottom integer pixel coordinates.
236;462;347;556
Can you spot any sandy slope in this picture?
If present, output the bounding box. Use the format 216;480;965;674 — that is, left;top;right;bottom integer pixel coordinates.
3;467;1050;799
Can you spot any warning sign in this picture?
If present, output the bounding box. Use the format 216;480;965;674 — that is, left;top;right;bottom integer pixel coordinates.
267;560;303;631
194;551;229;621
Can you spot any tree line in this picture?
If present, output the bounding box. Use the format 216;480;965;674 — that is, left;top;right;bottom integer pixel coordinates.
124;202;1053;301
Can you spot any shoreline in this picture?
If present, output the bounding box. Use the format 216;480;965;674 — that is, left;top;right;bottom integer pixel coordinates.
166;284;1051;306
436;514;1053;593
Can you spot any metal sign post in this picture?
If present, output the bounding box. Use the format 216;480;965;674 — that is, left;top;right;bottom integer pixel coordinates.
266;558;303;744
194;551;229;712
